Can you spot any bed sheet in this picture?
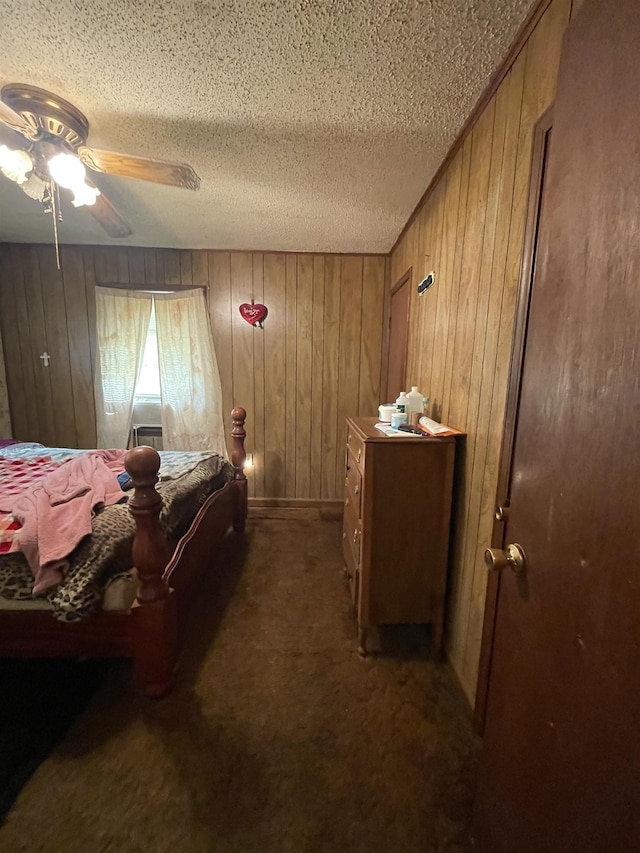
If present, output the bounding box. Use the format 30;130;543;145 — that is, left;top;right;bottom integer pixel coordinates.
0;442;215;480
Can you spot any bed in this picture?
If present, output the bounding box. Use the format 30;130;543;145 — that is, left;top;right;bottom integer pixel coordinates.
0;407;247;698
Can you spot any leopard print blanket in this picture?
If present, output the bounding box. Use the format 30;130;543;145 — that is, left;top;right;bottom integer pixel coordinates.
0;454;234;622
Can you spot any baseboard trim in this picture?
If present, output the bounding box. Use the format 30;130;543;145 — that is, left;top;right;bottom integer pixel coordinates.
248;498;343;521
248;498;343;511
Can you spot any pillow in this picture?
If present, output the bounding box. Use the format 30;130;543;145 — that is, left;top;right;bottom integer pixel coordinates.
0;442;45;458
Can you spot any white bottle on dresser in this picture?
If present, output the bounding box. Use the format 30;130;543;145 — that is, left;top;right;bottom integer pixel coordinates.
406;386;424;421
395;391;409;414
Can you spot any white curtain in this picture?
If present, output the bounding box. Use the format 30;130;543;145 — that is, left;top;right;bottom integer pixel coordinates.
94;287;152;448
154;289;226;454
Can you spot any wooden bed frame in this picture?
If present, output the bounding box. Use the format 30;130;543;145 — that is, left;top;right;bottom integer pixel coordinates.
0;407;248;698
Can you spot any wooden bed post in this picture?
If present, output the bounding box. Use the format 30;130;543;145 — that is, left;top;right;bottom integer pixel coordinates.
125;446;177;699
231;407;248;533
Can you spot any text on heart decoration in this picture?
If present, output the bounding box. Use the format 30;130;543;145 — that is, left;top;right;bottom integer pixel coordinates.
239;299;268;328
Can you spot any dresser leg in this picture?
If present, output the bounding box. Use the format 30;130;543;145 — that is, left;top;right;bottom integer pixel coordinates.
357;626;368;657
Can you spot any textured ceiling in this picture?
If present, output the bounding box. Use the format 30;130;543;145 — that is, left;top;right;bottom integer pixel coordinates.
0;0;536;253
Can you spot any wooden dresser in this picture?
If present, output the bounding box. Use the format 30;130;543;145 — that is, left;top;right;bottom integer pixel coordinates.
342;417;456;655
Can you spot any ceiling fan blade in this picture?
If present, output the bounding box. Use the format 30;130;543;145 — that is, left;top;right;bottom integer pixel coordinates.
77;145;200;191
0;99;38;141
85;182;133;238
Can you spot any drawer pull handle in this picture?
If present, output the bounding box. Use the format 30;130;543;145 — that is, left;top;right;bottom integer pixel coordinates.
342;532;346;540
353;530;358;544
357;449;362;463
354;484;359;495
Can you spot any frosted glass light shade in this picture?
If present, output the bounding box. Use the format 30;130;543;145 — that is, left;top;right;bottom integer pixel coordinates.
0;145;33;184
48;152;100;207
21;172;47;200
71;183;100;207
47;152;86;188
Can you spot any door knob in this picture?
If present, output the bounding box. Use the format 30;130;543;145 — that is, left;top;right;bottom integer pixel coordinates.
484;543;526;573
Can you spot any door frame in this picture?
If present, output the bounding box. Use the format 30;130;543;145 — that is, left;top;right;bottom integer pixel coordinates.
474;106;554;733
381;267;413;404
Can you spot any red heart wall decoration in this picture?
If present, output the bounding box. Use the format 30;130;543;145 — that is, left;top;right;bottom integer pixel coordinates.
239;300;268;327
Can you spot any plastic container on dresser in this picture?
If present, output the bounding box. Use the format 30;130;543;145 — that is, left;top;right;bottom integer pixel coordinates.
342;417;457;656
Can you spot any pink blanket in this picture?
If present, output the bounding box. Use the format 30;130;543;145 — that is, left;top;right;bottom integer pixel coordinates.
10;450;128;595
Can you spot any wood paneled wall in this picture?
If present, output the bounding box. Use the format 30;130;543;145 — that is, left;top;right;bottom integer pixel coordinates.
389;0;571;703
0;245;387;501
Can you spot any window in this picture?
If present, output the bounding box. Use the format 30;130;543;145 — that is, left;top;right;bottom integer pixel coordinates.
132;301;161;430
134;301;160;400
95;286;226;453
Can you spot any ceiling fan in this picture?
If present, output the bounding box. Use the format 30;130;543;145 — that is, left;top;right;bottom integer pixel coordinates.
0;83;200;239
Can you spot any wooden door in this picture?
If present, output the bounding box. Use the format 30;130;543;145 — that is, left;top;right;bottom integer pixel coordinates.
474;108;553;732
385;270;411;403
473;2;640;850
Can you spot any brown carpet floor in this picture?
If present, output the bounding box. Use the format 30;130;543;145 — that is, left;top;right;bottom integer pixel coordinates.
0;511;479;853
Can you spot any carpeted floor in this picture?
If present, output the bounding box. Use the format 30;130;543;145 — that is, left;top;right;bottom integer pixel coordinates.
0;511;479;853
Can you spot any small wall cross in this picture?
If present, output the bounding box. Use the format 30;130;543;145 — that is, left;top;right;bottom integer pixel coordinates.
40;352;51;367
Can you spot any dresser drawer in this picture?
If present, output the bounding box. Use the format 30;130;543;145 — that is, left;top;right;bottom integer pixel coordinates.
344;457;362;517
346;426;365;472
342;496;361;578
342;498;361;605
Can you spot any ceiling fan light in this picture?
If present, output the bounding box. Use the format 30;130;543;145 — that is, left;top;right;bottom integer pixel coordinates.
20;172;47;201
0;145;33;184
47;152;86;189
71;183;101;207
